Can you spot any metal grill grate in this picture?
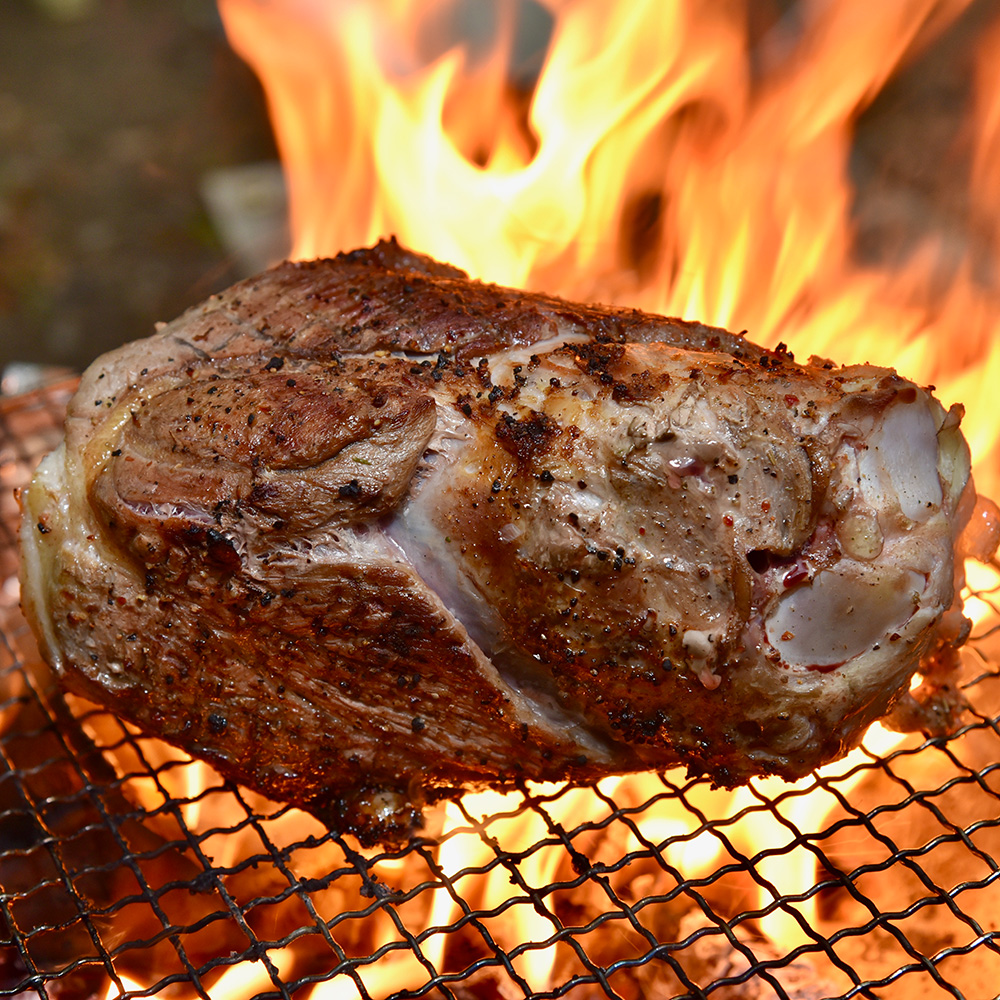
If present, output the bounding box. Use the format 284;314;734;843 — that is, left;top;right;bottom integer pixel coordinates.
2;382;1000;1000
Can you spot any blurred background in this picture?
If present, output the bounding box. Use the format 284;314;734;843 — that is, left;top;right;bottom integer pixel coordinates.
0;0;996;379
0;0;283;379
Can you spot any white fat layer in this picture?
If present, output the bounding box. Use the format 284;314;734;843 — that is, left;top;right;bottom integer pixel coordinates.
482;333;591;386
386;480;505;659
19;447;66;670
765;563;924;667
387;383;611;754
22;443;154;691
386;494;610;753
386;401;504;657
764;394;955;671
858;399;943;521
260;520;608;753
391;341;579;658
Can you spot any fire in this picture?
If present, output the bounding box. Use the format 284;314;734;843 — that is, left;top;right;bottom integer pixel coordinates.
218;0;1000;494
84;0;1000;996
208;0;1000;996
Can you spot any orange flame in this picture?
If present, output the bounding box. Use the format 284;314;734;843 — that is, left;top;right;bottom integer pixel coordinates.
196;0;1000;988
218;0;1000;498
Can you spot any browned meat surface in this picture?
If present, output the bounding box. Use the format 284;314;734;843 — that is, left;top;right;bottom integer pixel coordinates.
19;240;980;843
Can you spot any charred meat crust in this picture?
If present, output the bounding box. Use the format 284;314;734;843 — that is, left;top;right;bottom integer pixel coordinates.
20;238;972;845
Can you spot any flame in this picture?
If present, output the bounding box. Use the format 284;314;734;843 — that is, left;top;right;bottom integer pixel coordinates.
85;0;1000;994
218;0;1000;491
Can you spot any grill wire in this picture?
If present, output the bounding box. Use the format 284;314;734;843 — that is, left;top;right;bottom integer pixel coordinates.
2;381;1000;1000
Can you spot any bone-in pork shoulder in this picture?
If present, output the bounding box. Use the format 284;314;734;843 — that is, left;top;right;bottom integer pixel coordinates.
20;240;978;843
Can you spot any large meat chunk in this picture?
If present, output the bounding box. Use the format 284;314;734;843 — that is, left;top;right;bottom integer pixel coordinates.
19;240;978;843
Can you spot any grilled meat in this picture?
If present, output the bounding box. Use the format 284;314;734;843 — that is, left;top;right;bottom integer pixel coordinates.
19;239;978;843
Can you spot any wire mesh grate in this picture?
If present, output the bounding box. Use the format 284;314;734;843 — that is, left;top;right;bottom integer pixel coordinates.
2;381;1000;1000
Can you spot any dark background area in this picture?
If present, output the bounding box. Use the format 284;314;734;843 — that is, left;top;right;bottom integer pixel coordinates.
0;0;997;379
0;0;278;376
